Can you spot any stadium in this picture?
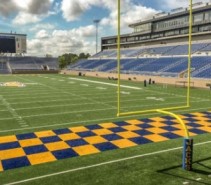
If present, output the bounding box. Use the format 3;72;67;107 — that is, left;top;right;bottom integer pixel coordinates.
0;1;211;185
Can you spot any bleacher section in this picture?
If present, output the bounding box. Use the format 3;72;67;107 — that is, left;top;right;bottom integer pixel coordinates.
91;42;211;58
0;57;58;74
68;42;211;79
0;62;10;74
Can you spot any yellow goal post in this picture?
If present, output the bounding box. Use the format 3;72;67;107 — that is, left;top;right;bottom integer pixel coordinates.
117;0;193;117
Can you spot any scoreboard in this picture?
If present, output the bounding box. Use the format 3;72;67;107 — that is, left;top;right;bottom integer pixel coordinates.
0;33;27;54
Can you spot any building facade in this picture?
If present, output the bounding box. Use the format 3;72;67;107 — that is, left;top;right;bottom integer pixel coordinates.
101;2;211;50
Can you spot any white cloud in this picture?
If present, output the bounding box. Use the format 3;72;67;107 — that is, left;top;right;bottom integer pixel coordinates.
161;0;209;10
35;30;49;39
0;0;54;25
12;12;42;25
29;23;56;32
0;0;19;17
61;0;94;21
61;0;157;34
100;3;157;33
27;25;96;56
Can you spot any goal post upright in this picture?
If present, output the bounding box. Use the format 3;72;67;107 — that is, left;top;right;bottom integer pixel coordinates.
116;0;193;117
187;0;193;107
116;0;194;171
117;0;121;117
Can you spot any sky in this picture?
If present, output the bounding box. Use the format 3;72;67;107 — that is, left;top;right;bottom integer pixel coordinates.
0;0;209;56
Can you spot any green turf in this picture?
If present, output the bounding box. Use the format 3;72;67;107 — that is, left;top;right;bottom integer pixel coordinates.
0;74;211;185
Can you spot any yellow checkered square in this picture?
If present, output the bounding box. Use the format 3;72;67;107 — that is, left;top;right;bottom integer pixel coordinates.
83;136;107;144
172;130;196;137
73;145;100;156
19;138;43;147
146;127;168;134
69;126;89;133
197;126;211;132
92;129;113;135
35;130;56;138
117;131;139;139
126;120;143;125
0;161;3;172
122;125;142;131
144;134;168;142
99;122;118;129
27;152;56;165
45;141;70;151
112;139;137;148
0;148;26;160
59;133;80;141
0;135;17;144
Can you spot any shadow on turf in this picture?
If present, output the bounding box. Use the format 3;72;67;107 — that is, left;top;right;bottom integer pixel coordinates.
157;157;211;185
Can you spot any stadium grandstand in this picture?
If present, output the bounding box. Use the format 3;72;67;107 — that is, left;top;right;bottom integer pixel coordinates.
67;2;211;85
0;33;59;74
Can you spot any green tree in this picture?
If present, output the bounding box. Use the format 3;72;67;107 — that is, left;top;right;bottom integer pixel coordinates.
58;52;90;69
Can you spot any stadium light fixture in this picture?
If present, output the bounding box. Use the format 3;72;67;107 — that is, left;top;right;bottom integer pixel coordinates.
93;19;100;54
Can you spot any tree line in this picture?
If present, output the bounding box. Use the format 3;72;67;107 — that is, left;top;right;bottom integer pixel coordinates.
58;53;90;69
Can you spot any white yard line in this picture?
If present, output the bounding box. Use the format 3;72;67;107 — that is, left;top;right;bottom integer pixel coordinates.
0;102;210;131
1;92;63;98
15;76;117;110
0;99;208;120
3;140;211;185
0;96;187;112
0;95;28;128
69;77;142;90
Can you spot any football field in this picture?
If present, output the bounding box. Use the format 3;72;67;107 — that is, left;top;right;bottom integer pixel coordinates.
0;74;211;185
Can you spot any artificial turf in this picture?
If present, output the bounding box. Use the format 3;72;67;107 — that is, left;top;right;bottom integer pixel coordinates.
0;74;211;185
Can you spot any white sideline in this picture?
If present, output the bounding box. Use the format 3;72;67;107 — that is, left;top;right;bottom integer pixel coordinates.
4;140;211;185
69;77;142;90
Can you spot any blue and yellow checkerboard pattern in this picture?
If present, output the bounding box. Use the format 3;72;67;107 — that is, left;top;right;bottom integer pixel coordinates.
0;111;211;172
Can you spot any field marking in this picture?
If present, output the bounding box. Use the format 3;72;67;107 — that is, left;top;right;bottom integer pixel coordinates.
1;92;64;98
146;97;165;101
69;77;142;90
0;105;210;133
4;140;211;185
120;91;131;95
96;87;107;90
0;95;28;128
0;96;186;112
80;84;89;87
14;76;117;111
0;99;208;120
3;94;72;101
24;83;39;85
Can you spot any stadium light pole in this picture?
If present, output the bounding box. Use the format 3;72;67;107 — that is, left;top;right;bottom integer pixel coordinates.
187;0;193;107
93;19;100;54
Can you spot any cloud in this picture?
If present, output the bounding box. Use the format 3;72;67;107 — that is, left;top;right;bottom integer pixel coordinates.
27;25;96;56
0;0;54;25
35;30;50;39
61;0;94;21
100;3;157;33
29;23;56;32
26;0;53;15
12;12;43;25
0;0;19;17
160;0;209;10
61;0;157;34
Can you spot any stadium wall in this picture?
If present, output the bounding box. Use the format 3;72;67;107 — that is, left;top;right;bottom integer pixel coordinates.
62;70;211;89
